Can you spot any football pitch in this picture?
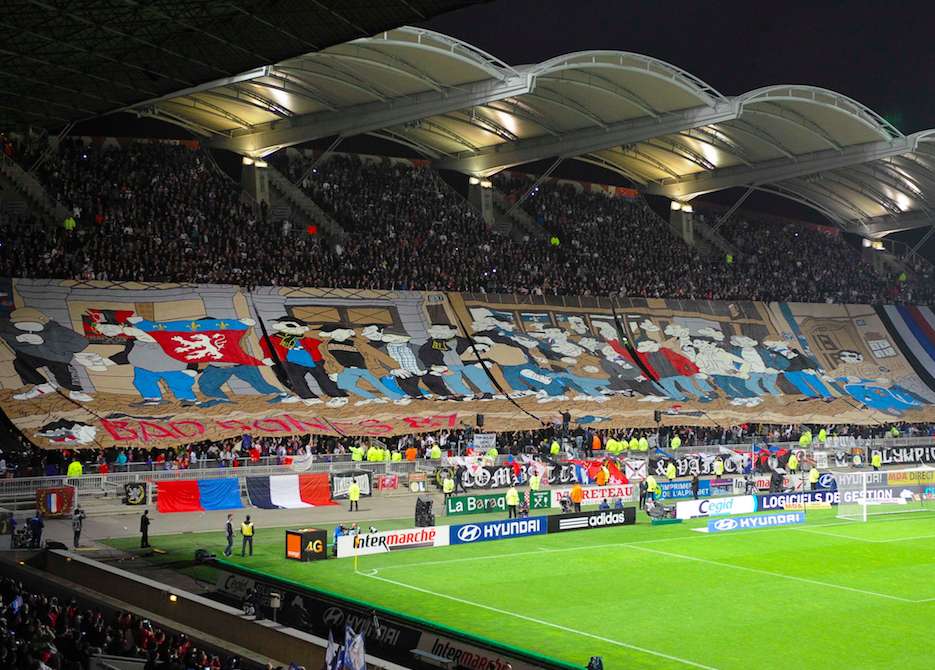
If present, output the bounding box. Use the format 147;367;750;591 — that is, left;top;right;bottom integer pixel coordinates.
106;506;935;670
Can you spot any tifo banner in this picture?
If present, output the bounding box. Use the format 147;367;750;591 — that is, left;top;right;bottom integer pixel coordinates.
330;470;373;499
707;512;804;533
156;478;243;513
36;486;75;518
650;453;745;478
547;507;636;533
336;526;450;558
445;491;551;516
550;483;635;508
675;495;756;520
449;517;547;545
246;473;335;509
868;446;935;466
1;278;933;449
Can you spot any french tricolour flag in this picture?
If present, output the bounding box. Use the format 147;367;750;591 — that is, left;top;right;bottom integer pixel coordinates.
246;473;336;509
45;491;62;514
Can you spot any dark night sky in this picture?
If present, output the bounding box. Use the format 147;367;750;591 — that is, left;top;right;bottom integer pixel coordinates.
423;0;934;133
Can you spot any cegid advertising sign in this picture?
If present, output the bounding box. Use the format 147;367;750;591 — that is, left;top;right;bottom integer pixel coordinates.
675;495;756;520
450;518;546;545
547;507;636;533
707;512;805;533
336;526;450;558
550;483;635;508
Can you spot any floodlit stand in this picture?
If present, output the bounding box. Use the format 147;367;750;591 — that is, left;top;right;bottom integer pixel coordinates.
836;467;935;522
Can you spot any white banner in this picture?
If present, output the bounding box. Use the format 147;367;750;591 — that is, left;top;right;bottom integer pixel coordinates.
550;483;636;508
336;525;450;558
624;459;647;481
473;433;496;451
675;495;756;520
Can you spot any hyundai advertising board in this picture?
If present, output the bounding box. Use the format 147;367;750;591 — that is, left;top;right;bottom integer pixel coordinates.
450;518;547;545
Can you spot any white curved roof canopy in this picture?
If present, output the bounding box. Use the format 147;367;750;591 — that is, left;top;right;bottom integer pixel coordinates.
129;27;935;238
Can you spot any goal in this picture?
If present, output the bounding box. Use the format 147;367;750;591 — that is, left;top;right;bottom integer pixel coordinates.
836;467;935;522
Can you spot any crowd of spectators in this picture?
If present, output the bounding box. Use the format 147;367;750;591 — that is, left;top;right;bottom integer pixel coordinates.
10;421;932;479
0;576;248;669
1;138;932;306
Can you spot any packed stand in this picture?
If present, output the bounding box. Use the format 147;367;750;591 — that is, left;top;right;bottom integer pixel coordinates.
0;576;250;670
13;421;933;479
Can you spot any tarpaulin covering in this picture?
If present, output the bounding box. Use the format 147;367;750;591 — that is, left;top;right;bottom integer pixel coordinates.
157;480;202;513
246;473;335;509
156;478;242;512
196;478;243;511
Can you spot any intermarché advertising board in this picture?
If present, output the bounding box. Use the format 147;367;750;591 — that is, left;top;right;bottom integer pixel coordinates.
445;491;552;516
450;517;547;545
335;525;450;558
547;507;636;533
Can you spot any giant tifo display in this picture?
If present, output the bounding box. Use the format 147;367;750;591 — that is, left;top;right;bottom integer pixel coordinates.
2;276;933;448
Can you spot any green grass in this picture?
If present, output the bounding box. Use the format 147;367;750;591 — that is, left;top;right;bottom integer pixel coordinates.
104;507;935;670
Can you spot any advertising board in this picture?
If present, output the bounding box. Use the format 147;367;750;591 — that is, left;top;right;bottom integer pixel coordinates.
707;512;805;533
449;517;547;545
886;470;935;486
675;495;756;520
550;483;635;508
415;634;541;670
445;491;551;516
336;526;450;558
868;446;935;466
546;507;636;533
756;487;904;510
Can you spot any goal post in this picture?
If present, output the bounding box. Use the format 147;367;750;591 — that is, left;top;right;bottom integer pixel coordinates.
836;467;935;522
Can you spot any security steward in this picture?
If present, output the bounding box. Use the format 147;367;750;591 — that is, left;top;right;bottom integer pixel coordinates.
871;450;883;471
638;478;648;509
808;466;821;491
442;473;455;503
348;480;361;512
666;461;677;481
645;474;658;503
787;452;799;474
241;515;255;557
570;482;584;512
505;485;520;519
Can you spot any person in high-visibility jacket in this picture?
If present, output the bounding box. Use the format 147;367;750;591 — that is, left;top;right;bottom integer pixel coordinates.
645;474;658;502
66;459;83;478
665;461;676;481
569;483;584;512
405;446;417;461
871;450;882;471
629;437;639;451
348;481;361;512
550;439;560;456
351;446;364;462
366;446;376;461
787;452;799;474
605;437;618;455
817;428;827;445
391;450;402;462
670;434;682;450
430;444;442;460
240;515;255;557
808;467;820;491
505;485;520;519
442;475;455;502
638;436;649;452
529;473;541;492
799;430;812;448
713;456;725;478
600;463;611;485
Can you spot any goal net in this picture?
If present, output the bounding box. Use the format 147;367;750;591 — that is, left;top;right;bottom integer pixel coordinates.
836;467;935;522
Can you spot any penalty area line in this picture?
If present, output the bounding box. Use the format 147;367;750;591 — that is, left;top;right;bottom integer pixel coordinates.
357;570;720;670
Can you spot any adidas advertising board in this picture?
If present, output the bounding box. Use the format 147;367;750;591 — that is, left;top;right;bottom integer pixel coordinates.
547;507;636;533
336;525;450;558
675;495;756;520
550;483;635;508
450;518;547;545
707;512;805;533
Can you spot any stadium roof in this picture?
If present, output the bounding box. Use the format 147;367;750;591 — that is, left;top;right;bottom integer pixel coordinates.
128;27;935;238
0;0;483;129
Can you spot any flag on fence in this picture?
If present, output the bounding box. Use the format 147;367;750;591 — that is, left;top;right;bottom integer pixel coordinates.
325;630;341;670
245;473;336;509
343;625;366;670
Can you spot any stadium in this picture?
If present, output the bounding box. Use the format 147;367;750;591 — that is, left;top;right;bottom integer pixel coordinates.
0;2;934;669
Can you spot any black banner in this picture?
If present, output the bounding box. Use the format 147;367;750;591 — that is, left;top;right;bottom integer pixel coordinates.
547;507;636;533
867;446;935;466
124;482;147;505
650;455;743;478
329;470;373;499
440;462;583;490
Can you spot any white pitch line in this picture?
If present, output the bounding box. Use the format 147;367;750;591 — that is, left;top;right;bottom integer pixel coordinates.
359;570;720;670
792;526;935;544
624;543;918;603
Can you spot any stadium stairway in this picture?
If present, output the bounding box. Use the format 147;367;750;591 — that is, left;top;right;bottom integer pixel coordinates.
0;152;69;223
491;187;549;241
266;165;347;241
